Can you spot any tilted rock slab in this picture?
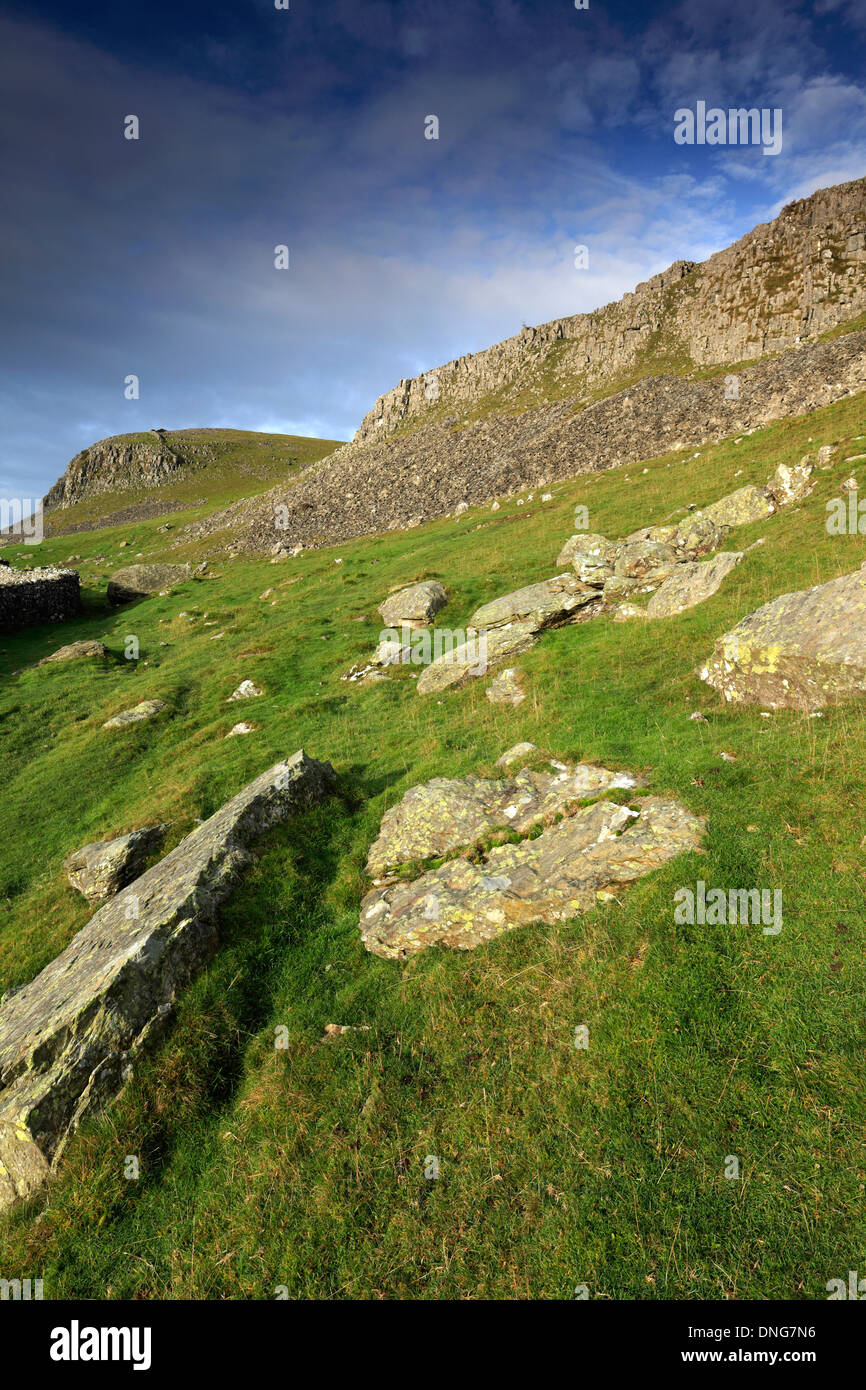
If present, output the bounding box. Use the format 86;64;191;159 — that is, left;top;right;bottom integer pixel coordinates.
365;760;643;875
696;484;775;529
0;751;336;1210
469;573;598;631
361;796;705;958
699;565;866;711
416;621;537;695
645;551;743;619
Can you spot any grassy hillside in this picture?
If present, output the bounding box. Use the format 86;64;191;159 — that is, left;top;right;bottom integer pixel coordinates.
1;394;865;1299
42;428;343;535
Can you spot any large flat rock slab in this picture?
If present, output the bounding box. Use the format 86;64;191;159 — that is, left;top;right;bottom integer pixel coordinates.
366;760;643;875
0;750;336;1211
699;565;866;711
361;796;705;958
107;563;191;604
468;574;597;631
646;552;743;619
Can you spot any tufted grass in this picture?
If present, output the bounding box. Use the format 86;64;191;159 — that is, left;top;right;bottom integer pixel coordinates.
0;389;865;1299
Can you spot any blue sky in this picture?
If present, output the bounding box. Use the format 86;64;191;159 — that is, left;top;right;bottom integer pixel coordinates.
2;0;865;499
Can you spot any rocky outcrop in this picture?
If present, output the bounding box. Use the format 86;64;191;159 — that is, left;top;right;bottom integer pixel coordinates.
416;622;537;695
361;776;705;958
365;759;643;875
646;552;744;619
378;581;448;627
0;752;336;1211
468;574;598;631
107;563;191;604
0;565;81;633
697;485;775;529
699;564;866;710
44;433;186;511
353;178;866;446
64;826;167;904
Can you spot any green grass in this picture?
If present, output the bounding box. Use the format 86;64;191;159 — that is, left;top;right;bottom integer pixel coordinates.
1;393;866;1299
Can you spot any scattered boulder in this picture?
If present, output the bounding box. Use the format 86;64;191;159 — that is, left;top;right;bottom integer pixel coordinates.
365;760;643;876
107;563;191;604
378;581;448;628
765;458;814;507
64;826;167;903
361;795;705;958
699;565;866;711
228;680;262;701
495;741;537;766
102;699;168;729
486;667;526;707
0;752;337;1211
646;552;744;619
226;722;257;736
37;640;109;666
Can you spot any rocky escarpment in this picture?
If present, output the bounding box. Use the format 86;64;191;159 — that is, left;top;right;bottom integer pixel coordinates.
0;751;336;1211
191;329;866;555
354;177;866;445
43;432;187;510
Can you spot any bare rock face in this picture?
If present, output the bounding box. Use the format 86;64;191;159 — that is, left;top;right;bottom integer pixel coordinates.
378;581;448;628
64;826;168;903
469;574;598;631
107;563;191;604
365;759;643;876
646;552;744;619
699;566;866;710
361;790;705;959
43;433;185;511
0;751;336;1211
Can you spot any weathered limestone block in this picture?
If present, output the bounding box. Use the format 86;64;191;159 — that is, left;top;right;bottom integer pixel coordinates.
765;458;814;506
646;552;744;619
486;667;525;706
361;796;705;958
416;621;537;695
469;574;597;631
107;563;191;604
0;751;336;1210
365;760;643;875
378;581;448;627
697;485;774;529
699;565;866;710
64;826;168;903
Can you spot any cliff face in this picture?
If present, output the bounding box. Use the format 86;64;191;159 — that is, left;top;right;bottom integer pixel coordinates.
353;177;866;445
43;433;185;510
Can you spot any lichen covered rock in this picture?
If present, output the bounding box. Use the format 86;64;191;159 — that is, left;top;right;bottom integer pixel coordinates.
0;751;336;1211
378;581;448;628
646;552;743;619
699;565;866;710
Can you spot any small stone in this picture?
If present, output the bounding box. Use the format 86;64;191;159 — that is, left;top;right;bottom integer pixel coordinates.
227;680;263;701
